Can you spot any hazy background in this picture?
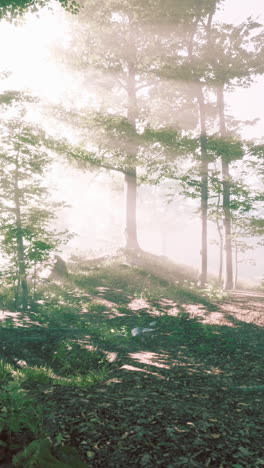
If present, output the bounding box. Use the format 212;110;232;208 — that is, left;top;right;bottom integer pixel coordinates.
0;0;263;283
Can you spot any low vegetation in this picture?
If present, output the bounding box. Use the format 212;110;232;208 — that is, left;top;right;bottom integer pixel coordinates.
0;254;263;467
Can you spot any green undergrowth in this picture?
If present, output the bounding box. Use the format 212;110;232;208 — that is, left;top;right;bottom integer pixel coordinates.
0;255;263;467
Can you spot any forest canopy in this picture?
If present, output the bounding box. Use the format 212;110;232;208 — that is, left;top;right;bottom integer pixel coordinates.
0;0;79;20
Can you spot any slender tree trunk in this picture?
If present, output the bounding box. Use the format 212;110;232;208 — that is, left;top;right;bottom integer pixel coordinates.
234;241;238;289
216;191;224;285
213;163;224;284
124;168;139;248
15;276;20;310
221;157;233;289
197;86;208;286
125;27;139;250
217;85;233;290
14;152;28;310
217;227;224;285
188;11;215;287
33;261;37;302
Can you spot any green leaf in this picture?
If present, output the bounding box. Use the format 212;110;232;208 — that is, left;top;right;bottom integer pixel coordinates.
140;453;151;466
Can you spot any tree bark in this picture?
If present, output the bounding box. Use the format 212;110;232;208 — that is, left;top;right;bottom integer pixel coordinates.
125;25;140;250
14;151;28;310
217;85;233;290
197;86;208;286
216;190;224;285
188;11;215;287
234;241;238;289
124;169;139;249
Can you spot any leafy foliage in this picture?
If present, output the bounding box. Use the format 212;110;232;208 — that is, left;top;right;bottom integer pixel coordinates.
0;102;71;308
0;0;79;21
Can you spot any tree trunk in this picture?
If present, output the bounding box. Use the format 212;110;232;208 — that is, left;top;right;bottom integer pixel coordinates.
33;261;37;302
125;28;140;250
197;86;208;286
186;7;217;286
15;276;20;310
222;158;233;289
234;241;238;289
14;151;28;310
218;229;224;285
216;191;224;285
217;86;233;290
124;169;139;249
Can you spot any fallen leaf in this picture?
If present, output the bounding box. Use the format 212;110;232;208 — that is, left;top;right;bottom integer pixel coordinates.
140;453;151;465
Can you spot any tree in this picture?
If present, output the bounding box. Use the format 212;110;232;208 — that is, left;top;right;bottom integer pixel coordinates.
175;13;264;288
0;0;79;21
49;1;148;248
185;2;219;286
0;102;70;309
141;6;264;287
206;137;263;287
209;20;264;289
51;0;225;252
150;0;221;284
230;178;263;288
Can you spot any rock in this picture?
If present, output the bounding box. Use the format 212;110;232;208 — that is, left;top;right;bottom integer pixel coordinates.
50;255;68;279
131;327;156;337
16;359;27;367
149;321;157;327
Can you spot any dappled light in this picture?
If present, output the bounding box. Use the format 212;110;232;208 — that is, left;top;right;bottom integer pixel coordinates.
128;351;171;369
0;0;264;466
128;297;150;311
0;261;263;465
0;309;43;327
120;364;165;379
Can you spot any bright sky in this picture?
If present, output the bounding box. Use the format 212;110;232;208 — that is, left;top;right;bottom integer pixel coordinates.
0;7;71;101
0;0;263;139
216;0;264;140
216;0;264;24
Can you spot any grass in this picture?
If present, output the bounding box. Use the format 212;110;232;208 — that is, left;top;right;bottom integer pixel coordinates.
0;253;263;467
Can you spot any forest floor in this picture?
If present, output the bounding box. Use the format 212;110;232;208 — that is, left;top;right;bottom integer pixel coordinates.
0;257;263;467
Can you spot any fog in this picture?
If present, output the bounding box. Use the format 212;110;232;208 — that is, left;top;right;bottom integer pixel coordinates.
0;0;263;285
50;162;262;283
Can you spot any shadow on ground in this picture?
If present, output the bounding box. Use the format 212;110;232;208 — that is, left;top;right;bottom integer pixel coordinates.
0;268;263;467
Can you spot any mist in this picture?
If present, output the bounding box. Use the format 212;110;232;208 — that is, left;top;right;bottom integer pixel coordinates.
0;0;263;286
50;163;263;283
